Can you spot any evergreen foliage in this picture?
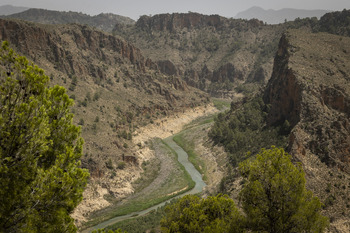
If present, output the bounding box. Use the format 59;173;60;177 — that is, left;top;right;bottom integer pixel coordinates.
239;147;329;233
160;194;245;233
314;9;350;37
208;97;287;166
0;41;89;232
161;148;328;233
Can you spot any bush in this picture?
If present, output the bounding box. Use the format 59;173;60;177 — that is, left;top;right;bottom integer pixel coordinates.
78;118;85;125
106;159;114;170
117;162;126;170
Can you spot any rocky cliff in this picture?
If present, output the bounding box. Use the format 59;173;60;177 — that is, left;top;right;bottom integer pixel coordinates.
136;12;225;31
0;18;149;75
114;12;318;97
264;29;350;230
264;29;350;171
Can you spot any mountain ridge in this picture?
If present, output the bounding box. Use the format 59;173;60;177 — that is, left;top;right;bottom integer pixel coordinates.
3;8;135;32
0;5;29;16
235;6;330;24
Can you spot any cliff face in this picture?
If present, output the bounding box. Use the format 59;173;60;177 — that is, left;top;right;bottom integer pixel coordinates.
264;30;350;171
264;29;350;230
0;18;192;94
136;12;224;32
115;12;285;97
264;33;302;127
0;19;149;75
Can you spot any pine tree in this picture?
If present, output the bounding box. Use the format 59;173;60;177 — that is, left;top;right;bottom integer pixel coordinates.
160;194;245;233
239;146;329;233
0;41;89;232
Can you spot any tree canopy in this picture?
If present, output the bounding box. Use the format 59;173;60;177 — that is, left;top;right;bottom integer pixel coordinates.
160;194;245;233
239;146;329;233
0;41;89;232
161;147;328;233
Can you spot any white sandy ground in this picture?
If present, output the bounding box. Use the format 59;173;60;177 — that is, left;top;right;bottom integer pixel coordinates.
72;104;219;227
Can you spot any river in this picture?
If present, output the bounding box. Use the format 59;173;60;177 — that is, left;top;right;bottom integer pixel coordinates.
81;136;206;232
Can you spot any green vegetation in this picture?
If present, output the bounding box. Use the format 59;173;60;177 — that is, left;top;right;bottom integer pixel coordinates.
239;147;329;232
0;41;89;232
161;147;328;233
212;98;231;111
161;194;245;233
132;158;161;193
209;97;288;166
314;9;350;36
107;208;165;233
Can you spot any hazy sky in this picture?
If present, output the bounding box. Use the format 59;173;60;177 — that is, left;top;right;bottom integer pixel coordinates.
2;0;350;20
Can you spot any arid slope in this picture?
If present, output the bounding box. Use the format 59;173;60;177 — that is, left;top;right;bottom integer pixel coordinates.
264;29;350;231
0;18;209;225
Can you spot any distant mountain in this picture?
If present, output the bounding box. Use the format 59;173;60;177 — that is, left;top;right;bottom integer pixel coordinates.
235;6;330;24
4;8;135;32
0;5;29;16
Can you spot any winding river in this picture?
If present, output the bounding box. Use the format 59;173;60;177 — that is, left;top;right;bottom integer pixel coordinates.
81;136;206;232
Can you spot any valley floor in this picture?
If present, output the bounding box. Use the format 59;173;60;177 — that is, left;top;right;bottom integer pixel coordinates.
73;104;219;230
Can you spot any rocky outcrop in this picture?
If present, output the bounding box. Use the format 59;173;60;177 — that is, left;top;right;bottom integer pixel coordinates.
136;12;224;32
264;29;350;172
212;63;243;83
264;33;302;127
183;63;245;97
157;60;182;76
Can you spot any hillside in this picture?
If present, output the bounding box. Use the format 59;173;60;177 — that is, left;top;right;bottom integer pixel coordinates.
211;29;350;232
3;8;135;32
265;29;350;231
0;17;209;225
113;12;321;98
235;6;329;24
265;29;350;171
